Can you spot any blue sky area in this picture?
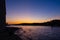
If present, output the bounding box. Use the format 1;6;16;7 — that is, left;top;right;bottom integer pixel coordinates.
6;0;60;24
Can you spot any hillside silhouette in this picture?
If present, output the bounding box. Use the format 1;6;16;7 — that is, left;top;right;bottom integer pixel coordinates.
13;19;60;26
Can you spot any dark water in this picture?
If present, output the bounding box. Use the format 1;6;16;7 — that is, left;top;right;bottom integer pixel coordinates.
7;26;60;40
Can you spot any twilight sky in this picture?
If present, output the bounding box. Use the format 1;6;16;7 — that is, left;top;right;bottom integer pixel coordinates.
6;0;60;24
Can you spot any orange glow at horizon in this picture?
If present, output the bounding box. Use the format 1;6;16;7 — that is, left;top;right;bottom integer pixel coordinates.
6;18;51;24
6;15;60;24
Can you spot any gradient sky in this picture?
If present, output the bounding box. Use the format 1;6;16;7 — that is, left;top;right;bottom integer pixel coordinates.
6;0;60;24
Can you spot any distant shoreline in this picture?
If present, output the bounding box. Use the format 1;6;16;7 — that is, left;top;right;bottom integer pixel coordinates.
6;19;60;27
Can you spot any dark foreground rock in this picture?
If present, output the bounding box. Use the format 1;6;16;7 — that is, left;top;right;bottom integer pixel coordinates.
0;27;22;40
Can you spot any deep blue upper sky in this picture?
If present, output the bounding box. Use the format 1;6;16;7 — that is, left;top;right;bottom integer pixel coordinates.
6;0;60;24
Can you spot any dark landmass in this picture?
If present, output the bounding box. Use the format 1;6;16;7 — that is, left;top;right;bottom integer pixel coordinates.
6;23;10;26
11;19;60;26
0;27;22;40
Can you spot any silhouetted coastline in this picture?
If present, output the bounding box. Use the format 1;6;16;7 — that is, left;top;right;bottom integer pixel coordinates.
10;19;60;27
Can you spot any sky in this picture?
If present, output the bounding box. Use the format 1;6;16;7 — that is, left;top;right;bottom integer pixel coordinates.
6;0;60;24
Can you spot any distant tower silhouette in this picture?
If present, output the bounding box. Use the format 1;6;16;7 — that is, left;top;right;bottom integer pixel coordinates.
0;0;6;27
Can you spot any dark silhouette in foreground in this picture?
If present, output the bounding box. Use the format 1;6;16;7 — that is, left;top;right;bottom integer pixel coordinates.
12;19;60;27
0;27;22;40
0;0;22;40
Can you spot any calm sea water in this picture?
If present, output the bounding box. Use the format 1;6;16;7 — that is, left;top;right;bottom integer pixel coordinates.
7;26;60;40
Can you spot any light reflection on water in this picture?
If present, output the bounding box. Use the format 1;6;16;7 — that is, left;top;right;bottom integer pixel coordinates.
7;26;60;40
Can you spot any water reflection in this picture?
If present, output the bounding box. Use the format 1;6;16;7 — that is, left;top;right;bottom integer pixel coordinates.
7;26;60;40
